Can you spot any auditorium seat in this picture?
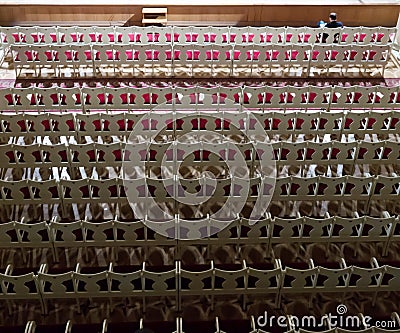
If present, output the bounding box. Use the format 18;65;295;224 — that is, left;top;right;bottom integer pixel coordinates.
0;20;400;333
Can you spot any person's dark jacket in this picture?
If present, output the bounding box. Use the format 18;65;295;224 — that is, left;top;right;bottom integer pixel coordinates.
326;21;343;28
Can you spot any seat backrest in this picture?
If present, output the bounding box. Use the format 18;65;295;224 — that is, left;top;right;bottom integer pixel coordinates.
57;26;89;44
173;26;195;44
229;27;251;44
377;26;397;44
285;27;307;43
264;27;286;43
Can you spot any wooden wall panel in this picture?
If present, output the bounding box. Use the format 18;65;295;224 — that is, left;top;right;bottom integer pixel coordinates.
166;6;251;26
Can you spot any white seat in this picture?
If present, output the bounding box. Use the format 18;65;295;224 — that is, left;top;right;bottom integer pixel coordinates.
270;111;297;137
144;26;171;44
303;28;324;44
211;44;233;77
173;43;197;77
55;87;84;111
382;140;400;165
214;266;247;293
173;26;197;44
355;140;384;166
349;264;385;291
372;175;400;202
108;269;142;294
231;44;254;76
90;178;120;204
247;266;282;306
90;26;117;44
56;44;94;76
111;44;136;76
358;26;381;44
114;27;137;44
3;87;37;111
363;44;390;74
73;271;109;297
351;85;376;110
69;143;97;168
309;44;330;73
308;86;333;110
316;266;351;291
0;179;30;206
37;271;75;298
381;265;400;291
0;271;39;300
282;266;318;292
332;215;365;245
377;26;397;44
273;216;303;240
142;263;177;296
343;175;374;202
149;86;175;109
28;179;60;205
237;27;263;45
99;112;125;138
122;87;148;110
205;26;230;44
374;86;398;111
229;27;252;44
285;86;309;110
321;27;343;44
242;86;266;111
81;87;110;111
293;111;320;138
180;262;214;296
49;220;83;246
277;141;307;170
95;142;123;169
285;27;307;44
329;141;358;166
57;26;89;44
190;26;213;44
91;44;117;75
362;214;394;243
75;113;104;138
14;221;51;248
0;26;24;44
340;27;363;44
264;27;286;44
59;178;91;204
40;144;69;170
249;44;272;76
10;45;36;76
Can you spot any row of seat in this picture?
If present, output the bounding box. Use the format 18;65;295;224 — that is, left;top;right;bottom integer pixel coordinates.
1;259;400;314
11;317;400;333
1;139;399;173
10;43;390;77
1;110;399;143
0;175;398;204
1;25;396;46
0;213;396;255
1;85;399;112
